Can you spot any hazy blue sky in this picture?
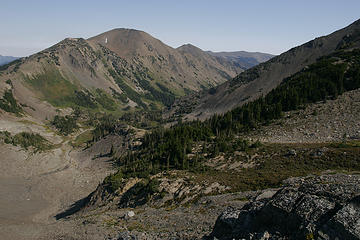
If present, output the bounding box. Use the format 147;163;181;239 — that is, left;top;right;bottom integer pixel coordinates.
1;0;359;56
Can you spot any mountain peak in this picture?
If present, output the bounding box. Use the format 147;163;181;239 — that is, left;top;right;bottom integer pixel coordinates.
88;28;168;58
178;43;199;49
99;28;149;38
177;44;206;58
109;27;145;33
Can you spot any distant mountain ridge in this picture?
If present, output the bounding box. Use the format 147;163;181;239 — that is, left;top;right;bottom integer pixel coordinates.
207;50;274;69
0;55;19;66
176;44;255;77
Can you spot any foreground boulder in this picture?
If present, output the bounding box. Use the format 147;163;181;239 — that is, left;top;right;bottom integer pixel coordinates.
208;174;360;240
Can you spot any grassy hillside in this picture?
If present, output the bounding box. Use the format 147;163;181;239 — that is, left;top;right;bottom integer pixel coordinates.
25;67;79;107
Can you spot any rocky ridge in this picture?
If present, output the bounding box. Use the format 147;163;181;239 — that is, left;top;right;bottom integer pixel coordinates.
81;171;231;212
208;174;360;240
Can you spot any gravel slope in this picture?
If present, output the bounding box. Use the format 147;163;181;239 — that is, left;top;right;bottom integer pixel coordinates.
0;120;113;240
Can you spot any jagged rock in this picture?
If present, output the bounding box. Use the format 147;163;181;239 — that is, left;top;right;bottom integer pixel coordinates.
320;195;360;239
207;174;360;240
83;171;231;212
255;190;278;201
125;210;135;219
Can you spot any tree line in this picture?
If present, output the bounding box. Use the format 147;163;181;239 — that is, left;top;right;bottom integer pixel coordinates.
110;49;360;178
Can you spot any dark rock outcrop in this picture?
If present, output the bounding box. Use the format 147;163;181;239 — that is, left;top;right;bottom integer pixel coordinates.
208;174;360;240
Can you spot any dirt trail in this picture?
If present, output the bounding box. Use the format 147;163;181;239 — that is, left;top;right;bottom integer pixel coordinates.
0;120;113;240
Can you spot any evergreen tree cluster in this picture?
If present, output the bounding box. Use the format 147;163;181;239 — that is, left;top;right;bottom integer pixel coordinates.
91;114;118;141
72;90;97;109
0;89;23;115
51;115;78;135
114;120;212;177
137;76;175;107
0;131;52;152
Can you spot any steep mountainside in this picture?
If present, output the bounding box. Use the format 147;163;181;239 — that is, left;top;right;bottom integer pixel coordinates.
0;55;19;66
88;29;245;93
207;50;274;69
0;29;246;121
185;19;360;119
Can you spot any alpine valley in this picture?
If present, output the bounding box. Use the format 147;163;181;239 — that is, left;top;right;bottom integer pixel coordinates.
0;19;359;240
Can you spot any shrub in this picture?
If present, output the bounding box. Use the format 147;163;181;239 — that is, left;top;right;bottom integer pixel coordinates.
51;115;77;135
0;90;23;115
0;131;52;152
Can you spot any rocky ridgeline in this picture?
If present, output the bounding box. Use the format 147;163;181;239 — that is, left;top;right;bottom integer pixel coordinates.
83;171;230;212
207;174;360;240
